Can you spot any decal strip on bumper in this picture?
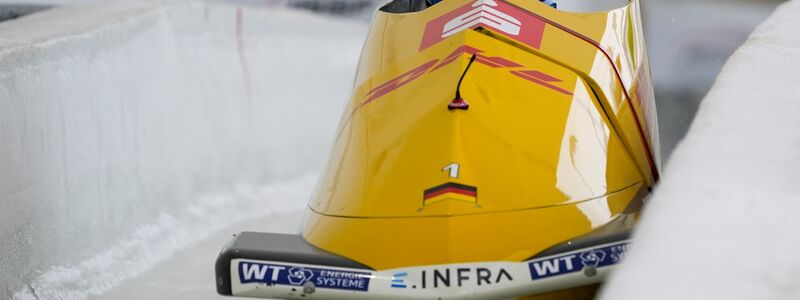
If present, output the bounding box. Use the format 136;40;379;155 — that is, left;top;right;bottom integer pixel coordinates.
230;240;630;299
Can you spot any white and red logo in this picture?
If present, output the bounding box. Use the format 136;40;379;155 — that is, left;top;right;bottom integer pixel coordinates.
420;0;546;51
443;0;521;38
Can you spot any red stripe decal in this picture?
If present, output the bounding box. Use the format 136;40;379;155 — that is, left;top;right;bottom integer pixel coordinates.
511;70;573;95
482;56;524;68
515;70;561;82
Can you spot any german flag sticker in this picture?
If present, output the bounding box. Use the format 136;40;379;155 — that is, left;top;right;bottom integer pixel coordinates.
423;182;478;206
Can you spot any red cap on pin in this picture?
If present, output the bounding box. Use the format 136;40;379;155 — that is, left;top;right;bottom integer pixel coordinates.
448;97;470;110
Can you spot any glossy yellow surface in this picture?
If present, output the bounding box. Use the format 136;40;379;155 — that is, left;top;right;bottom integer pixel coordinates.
306;184;641;268
303;0;658;271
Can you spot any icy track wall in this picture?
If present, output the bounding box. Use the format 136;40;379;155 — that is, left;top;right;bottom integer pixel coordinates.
601;1;800;300
0;2;365;299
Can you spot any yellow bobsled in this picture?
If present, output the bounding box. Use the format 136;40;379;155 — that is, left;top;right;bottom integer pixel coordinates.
216;0;660;298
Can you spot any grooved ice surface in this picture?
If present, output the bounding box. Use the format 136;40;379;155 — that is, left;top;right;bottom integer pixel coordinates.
0;2;364;299
601;1;800;299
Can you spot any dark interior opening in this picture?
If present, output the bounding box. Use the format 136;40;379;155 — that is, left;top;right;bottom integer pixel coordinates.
379;0;430;13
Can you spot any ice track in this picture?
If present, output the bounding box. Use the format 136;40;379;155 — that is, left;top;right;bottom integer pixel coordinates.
1;3;366;299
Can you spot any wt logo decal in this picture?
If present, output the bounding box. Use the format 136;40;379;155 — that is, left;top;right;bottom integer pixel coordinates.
238;261;371;292
421;0;546;50
527;242;629;281
579;250;606;269
287;267;315;285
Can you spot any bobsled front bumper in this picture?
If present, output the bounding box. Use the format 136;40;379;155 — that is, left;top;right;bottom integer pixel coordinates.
215;231;631;299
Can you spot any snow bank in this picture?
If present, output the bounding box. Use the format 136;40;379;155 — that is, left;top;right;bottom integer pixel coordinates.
0;2;365;298
600;1;800;299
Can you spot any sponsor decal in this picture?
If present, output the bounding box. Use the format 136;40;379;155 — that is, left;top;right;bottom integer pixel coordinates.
510;70;573;95
442;0;521;37
391;272;408;288
423;182;478;206
361;46;571;114
420;0;546;51
391;266;513;289
364;60;440;104
528;242;628;280
239;261;371;292
340;47;574;137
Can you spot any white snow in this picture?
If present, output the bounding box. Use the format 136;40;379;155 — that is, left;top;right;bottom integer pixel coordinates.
15;176;315;300
601;1;800;299
0;2;365;299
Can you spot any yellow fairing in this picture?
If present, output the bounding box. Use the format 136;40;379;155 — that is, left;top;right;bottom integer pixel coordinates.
303;0;658;272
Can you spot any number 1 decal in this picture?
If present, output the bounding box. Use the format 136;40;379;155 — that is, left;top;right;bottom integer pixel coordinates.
442;163;460;178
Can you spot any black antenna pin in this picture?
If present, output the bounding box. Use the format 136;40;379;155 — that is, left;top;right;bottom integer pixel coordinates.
448;54;477;111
